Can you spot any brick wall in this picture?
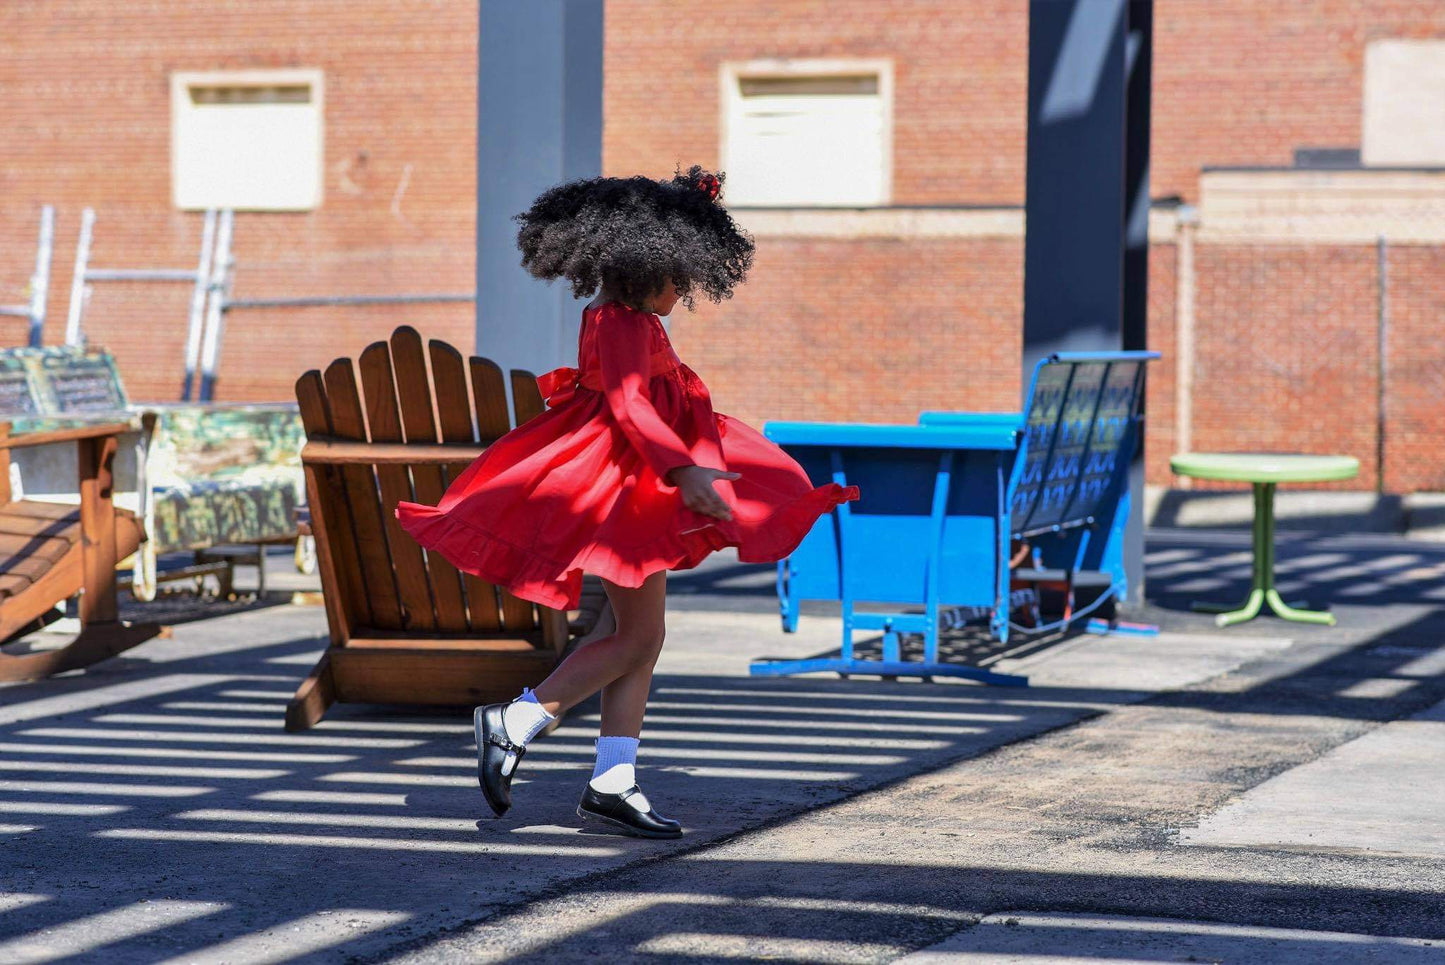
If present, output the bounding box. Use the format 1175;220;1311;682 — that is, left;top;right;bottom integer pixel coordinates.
606;0;1445;204
0;0;477;401
1152;0;1445;201
1190;243;1383;489
1383;245;1445;491
1;1;1443;491
603;0;1028;205
671;235;1023;426
1144;242;1178;485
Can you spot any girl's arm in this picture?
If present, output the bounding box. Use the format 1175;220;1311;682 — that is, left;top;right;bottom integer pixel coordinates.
596;303;697;482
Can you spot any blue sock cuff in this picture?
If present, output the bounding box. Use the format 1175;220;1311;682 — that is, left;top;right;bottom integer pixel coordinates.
516;687;555;718
593;735;640;774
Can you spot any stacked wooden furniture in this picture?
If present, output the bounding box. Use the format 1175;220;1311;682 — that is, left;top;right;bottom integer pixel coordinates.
287;326;575;730
0;420;159;681
0;344;308;601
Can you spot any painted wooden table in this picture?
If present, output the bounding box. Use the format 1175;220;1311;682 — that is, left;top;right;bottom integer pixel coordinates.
1169;452;1360;627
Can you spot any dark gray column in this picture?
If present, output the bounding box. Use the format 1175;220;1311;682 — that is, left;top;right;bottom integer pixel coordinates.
1123;0;1153;357
477;0;604;380
1121;0;1154;605
1023;0;1153;605
1022;0;1128;375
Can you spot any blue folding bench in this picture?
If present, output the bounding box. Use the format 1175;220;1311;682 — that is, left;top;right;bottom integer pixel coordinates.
752;351;1159;684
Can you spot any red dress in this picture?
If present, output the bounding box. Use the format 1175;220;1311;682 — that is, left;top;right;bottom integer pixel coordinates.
395;301;859;611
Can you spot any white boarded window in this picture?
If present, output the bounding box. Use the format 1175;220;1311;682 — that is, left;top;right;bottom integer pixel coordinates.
172;70;324;211
1363;40;1445;167
723;62;891;206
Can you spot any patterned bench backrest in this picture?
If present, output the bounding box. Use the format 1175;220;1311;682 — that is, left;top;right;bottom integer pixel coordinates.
1010;352;1156;539
146;404;306;492
0;345;129;419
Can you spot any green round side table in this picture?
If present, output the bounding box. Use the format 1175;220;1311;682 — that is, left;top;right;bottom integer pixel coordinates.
1169;452;1360;627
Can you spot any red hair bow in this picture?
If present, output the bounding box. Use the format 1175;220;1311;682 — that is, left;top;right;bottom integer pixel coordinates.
697;174;721;201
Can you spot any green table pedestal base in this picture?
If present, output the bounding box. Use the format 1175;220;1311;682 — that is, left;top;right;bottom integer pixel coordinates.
1189;482;1336;628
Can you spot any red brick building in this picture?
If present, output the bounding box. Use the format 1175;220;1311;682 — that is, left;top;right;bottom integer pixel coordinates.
1;1;1442;489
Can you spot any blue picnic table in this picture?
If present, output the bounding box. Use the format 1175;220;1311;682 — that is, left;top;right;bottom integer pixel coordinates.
754;350;1159;685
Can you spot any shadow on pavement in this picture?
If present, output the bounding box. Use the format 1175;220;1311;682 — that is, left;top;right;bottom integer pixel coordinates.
0;531;1442;961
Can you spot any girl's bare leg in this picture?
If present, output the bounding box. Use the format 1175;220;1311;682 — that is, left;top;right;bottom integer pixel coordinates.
598;628;661;738
530;571;666;727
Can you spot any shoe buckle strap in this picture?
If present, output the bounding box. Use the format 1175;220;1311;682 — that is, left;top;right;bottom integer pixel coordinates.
486;731;526;757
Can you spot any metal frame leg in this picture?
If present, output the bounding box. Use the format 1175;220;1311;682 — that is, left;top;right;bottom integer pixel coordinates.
750;447;1029;686
1192;482;1336;627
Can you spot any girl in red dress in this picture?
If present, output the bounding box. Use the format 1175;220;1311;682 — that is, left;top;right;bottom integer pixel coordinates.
395;166;858;838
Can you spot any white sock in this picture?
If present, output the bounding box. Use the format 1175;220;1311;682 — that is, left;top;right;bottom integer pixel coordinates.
500;688;555;746
589;735;651;811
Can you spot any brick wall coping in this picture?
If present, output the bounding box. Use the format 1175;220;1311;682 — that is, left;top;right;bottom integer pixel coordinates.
1198;168;1445;244
731;206;1190;243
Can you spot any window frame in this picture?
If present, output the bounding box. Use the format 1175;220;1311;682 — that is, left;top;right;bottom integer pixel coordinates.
1362;40;1445;168
170;68;326;212
719;57;895;208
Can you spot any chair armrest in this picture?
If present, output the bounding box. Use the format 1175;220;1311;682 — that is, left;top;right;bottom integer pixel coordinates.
301;438;490;466
0;421;134;451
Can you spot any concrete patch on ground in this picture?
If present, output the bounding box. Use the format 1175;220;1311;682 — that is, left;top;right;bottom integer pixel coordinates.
1181;697;1445;859
995;631;1293;691
0;604;1117;964
0;590;1296;963
900;912;1445;963
387;692;1445;963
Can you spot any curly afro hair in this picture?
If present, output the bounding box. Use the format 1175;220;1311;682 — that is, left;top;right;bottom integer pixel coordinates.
515;165;755;311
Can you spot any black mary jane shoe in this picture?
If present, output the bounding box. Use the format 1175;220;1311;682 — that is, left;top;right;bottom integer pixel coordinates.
576;784;683;839
475;703;525;817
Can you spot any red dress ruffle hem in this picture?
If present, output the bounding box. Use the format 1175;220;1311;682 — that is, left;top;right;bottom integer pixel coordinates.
394;301;860;611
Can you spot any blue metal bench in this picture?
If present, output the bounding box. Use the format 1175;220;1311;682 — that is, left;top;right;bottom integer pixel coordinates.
752;350;1159;684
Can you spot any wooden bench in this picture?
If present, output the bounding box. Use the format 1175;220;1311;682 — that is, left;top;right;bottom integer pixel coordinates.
286;326;578;730
0;420;158;680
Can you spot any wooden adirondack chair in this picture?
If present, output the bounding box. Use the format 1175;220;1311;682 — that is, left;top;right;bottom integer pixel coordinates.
0;421;159;680
286;326;575;730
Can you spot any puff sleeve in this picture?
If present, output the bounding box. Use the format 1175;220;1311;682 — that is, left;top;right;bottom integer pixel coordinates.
595;304;696;482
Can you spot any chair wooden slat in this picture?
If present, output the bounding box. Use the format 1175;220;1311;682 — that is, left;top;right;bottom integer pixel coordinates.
470;357;511;442
0;533;75;560
470;358;535;631
426;339;490;633
297;370;372;632
389;330;473;632
0;573;35;597
300;439;489;465
460;355;514;631
451;480;504;632
6;501;80;521
323;358;405;630
361;341;438;632
510;369;547;426
431;340;475;443
0;513;78;539
388;326;438;444
2;556;62;580
502;367;554;632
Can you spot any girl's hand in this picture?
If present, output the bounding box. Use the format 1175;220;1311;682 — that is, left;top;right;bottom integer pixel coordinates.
667;465;740;521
